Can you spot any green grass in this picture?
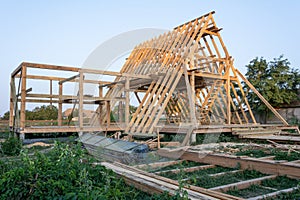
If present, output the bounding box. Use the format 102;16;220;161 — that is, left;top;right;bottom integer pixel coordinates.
261;176;299;190
226;176;299;198
227;184;274;198
236;149;269;158
0;132;9;139
148;160;204;173
234;147;300;161
160;165;235;180
187;170;265;189
195;133;240;145
266;188;300;200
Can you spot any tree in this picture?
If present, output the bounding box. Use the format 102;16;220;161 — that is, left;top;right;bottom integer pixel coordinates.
1;111;10;120
244;55;300;122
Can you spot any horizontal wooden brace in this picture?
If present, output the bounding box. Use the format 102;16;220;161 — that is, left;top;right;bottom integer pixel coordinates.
157;149;300;179
59;74;80;84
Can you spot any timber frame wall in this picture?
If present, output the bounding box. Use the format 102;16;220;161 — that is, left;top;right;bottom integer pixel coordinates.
10;11;291;139
9;62;138;138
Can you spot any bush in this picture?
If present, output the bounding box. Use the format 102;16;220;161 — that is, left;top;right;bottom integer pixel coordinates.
0;137;22;156
0;142;186;199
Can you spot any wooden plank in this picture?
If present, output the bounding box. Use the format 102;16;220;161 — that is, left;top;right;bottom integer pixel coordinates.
125;77;130;127
24;62;80;72
184;63;197;126
134;160;183;170
106;101;111;126
78;72;84;130
208;170;243;177
58;74;80;84
17;74;109;84
49;80;53;105
101;162;218;200
58;84;63;126
247;186;299;200
11;63;23;77
18;99;102;105
157;148;300;179
244;135;300;142
210;175;276;192
20;65;27;130
155;164;215;175
9;77;15;127
110;161;243;200
21;125;123;133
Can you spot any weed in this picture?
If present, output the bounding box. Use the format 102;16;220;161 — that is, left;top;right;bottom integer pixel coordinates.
0;136;22;156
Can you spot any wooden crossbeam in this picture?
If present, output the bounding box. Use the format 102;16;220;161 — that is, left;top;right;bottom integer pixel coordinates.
157;148;300;179
209;175;277;192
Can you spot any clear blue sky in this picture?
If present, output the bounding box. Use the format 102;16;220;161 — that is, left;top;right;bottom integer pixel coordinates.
1;0;300;116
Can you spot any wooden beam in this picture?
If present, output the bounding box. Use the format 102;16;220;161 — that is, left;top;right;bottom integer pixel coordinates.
78;72;84;131
155;164;215;175
58;83;63;126
20;65;27;130
209;175;276;192
236;69;288;126
16;74;109;84
9;77;15;127
106;101;111;126
101;162;218;200
23;62;80;72
11;63;23;77
134;160;183;170
21;125;123;133
248;186;300;200
58;74;80;84
80;68;120;76
157;149;300;179
125;77;130;127
50;80;53;106
108;161;243;200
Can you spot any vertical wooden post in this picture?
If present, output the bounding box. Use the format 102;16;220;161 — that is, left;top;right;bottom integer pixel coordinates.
190;70;196;144
9;77;15;128
79;71;84;132
118;102;123;123
226;78;231;125
157;129;161;149
20;64;27;139
50;80;53;106
125;77;130;127
106;101;111;126
98;85;103;125
58;83;63;126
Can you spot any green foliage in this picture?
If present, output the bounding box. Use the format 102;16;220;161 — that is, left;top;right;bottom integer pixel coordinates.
235;149;268;158
244;56;300;115
261;176;298;190
161;166;234;180
226;184;274;198
195;133;239;145
289;117;300;129
235;147;300;161
27;105;58;120
188;170;264;188
0;137;22;156
0;142;130;199
149;161;203;173
227;176;299;198
1;111;10;120
0;142;186;199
